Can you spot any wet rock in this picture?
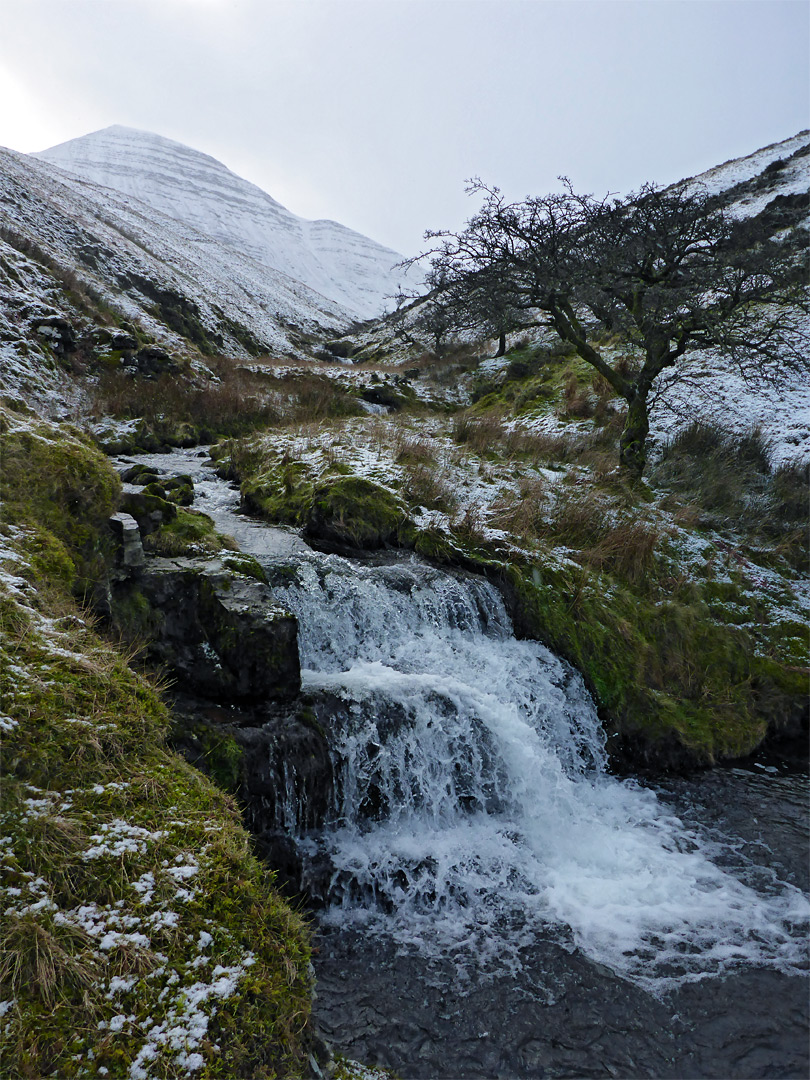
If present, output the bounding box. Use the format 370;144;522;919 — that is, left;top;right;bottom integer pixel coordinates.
119;462;161;484
111;556;300;705
162;474;195;506
169;694;335;897
108;511;145;573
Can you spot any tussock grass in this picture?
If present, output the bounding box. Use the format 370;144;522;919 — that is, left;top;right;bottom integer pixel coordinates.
91;357;363;447
489;478;548;539
543;487;661;584
652;422;808;567
0;404;317;1078
401;462;458;512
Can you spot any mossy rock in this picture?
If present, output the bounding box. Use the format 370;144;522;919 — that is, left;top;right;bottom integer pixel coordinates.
143;507;233;557
359;384;415;411
162;473;195;506
304;476;415;550
223;552;268;584
241;460;315;525
120;488;177;536
504;559;797;768
120;462;161;484
141;479;168;499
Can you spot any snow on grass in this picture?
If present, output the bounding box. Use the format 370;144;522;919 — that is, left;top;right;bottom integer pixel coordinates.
650;354;810;467
0;432;314;1076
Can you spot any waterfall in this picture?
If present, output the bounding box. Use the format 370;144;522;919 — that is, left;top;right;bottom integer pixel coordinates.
262;552;809;992
121;449;808;997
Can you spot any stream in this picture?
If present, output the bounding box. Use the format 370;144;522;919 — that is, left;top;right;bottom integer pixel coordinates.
120;449;810;1079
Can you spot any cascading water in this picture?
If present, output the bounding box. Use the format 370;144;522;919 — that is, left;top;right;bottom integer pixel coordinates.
263;552;809;993
123;449;809;1075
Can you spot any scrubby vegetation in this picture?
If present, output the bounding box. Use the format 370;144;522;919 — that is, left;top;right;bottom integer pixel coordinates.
90;356;369;451
0;404;319;1077
211;340;807;765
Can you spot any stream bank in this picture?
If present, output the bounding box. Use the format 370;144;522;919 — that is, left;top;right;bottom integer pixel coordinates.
108;447;809;1079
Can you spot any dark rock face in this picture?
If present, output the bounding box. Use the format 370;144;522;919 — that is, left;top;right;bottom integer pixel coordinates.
32;314;78;356
111;556;301;705
123;345;179;377
169;694;335;898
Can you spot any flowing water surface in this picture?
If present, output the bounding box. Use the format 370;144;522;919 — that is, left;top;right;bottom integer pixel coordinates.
124;450;810;1078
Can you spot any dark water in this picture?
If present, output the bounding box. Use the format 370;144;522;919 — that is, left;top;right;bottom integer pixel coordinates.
312;764;809;1080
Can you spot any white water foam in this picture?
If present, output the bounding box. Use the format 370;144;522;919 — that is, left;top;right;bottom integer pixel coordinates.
271;553;809;992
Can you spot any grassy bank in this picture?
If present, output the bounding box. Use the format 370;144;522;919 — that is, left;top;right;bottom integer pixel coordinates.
0;404;317;1078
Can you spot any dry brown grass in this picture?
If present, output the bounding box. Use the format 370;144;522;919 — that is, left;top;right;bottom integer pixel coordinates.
452;411;508;452
393;431;436;466
545;486;661;583
452;407;620;468
451;504;489;549
401;462;458;512
489;477;549;540
558;374;595;419
0;914;100;1007
92;361;362;439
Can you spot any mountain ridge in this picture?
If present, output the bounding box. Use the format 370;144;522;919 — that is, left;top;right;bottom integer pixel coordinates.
35;125;409;321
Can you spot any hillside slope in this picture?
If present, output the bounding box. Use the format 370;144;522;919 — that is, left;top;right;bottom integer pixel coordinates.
0;145;359;408
36;126;410;321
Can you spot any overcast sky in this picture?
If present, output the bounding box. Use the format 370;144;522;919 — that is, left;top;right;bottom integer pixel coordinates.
0;0;807;255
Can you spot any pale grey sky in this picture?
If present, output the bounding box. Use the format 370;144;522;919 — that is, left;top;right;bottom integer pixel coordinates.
0;0;807;255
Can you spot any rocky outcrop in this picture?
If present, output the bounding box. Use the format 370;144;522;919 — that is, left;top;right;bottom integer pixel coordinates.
111;555;300;705
108;511;146;572
106;520;334;900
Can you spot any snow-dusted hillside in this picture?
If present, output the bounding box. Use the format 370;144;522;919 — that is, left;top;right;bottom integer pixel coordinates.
0;143;367;407
36;126;410;321
681;129;810;216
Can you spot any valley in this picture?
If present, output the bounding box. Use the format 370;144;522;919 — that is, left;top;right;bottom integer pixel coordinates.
0;127;807;1079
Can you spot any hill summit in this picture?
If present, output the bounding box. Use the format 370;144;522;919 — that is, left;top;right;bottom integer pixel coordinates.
36;125;408;321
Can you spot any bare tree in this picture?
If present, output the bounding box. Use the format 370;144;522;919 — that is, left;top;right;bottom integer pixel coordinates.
419;179;808;476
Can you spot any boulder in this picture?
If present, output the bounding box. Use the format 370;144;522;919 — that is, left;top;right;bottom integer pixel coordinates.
111;556;301;705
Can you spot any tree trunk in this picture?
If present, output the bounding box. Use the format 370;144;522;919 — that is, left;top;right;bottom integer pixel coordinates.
495;331;506;357
619;394;650;478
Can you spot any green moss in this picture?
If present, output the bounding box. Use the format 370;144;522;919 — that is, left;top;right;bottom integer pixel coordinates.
0;403;317;1077
0;411;121;596
507;557;779;764
109;583;157;641
143;508;234;557
306;475;415;549
414;526;459;562
222;552;268;584
175;721;245;793
241;459;316;525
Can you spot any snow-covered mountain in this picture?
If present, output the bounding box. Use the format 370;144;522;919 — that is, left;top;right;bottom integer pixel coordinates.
35;126;408;321
0;141;368;409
